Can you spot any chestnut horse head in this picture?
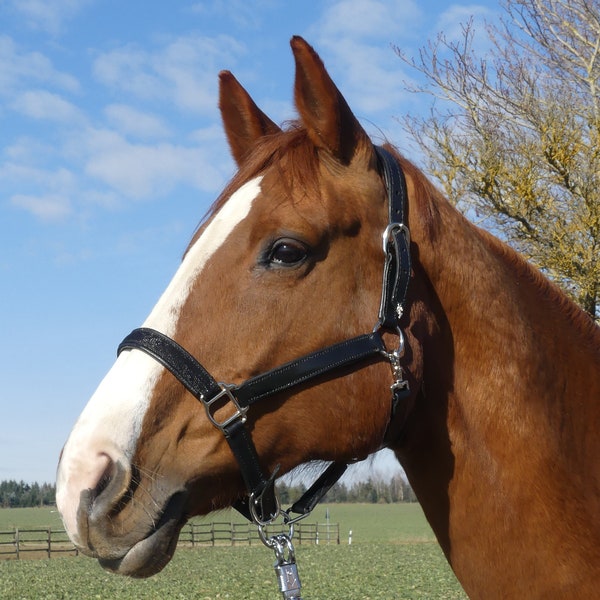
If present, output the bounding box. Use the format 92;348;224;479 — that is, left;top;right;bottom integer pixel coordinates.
57;37;600;597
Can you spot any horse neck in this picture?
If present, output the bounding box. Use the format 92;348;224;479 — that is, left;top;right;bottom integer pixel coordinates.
395;176;600;598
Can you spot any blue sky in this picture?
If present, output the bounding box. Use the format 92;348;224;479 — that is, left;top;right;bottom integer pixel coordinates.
1;0;499;484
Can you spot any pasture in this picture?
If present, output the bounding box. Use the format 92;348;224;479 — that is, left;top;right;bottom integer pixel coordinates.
0;503;467;599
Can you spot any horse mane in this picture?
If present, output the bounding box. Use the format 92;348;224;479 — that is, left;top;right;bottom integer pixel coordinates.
485;233;600;347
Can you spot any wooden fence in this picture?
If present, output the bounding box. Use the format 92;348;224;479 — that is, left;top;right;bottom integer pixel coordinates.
178;521;340;547
0;521;340;561
0;527;77;560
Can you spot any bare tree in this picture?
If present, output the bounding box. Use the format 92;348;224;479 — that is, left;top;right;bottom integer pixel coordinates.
398;0;600;320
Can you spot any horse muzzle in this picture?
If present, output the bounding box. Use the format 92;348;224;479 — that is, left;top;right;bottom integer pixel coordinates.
57;453;188;577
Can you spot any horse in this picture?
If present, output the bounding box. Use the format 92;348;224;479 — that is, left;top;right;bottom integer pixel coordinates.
56;36;600;599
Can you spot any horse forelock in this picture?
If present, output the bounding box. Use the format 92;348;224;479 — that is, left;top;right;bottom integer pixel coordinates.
191;126;322;246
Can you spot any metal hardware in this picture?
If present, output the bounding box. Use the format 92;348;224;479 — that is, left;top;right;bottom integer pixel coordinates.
381;222;410;254
378;328;410;395
249;488;282;528
256;518;294;549
272;534;303;600
253;507;304;598
204;383;248;430
275;560;302;599
281;508;312;527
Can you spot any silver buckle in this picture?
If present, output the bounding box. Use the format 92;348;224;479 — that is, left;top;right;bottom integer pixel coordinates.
204;383;248;431
381;222;410;254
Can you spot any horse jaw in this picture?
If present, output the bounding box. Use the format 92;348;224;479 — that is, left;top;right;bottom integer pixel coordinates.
55;177;264;576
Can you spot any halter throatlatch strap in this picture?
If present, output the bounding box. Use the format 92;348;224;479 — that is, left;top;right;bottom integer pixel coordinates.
373;147;412;415
374;146;411;331
116;145;412;525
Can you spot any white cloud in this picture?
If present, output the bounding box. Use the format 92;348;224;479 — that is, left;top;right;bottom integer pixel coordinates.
3;136;55;164
11;89;84;122
93;34;246;113
8;0;93;36
10;193;72;220
434;4;497;53
104;104;171;139
315;0;421;40
93;45;163;100
0;35;80;94
0;160;77;220
83;128;225;199
0;162;76;190
308;0;421;117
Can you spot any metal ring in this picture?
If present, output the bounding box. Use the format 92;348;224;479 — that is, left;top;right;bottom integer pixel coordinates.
255;517;295;550
248;489;282;528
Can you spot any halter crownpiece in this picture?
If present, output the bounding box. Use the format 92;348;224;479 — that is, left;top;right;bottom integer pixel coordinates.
117;145;411;528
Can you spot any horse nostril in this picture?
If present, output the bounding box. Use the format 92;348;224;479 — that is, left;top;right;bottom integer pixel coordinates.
91;456;115;500
87;455;131;519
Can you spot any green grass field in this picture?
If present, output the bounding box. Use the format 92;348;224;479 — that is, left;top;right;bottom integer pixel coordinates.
0;504;467;599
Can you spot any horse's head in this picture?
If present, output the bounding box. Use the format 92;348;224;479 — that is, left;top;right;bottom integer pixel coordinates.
56;37;419;577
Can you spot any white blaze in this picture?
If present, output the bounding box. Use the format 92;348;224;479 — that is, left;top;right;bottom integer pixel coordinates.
56;177;263;540
143;176;263;335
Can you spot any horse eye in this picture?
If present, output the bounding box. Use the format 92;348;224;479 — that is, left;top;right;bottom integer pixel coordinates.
268;239;309;266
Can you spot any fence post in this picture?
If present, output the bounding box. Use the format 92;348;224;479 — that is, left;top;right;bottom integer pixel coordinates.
48;527;52;559
15;528;19;560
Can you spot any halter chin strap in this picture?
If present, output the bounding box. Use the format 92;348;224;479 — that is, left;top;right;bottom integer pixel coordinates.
117;145;411;524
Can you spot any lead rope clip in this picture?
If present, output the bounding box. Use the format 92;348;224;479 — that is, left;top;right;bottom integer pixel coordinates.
272;534;302;600
378;327;410;414
256;520;303;600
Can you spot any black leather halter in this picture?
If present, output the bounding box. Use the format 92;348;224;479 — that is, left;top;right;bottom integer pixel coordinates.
117;146;411;524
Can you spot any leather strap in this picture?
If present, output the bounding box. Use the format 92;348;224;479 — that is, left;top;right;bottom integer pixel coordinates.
374;147;411;329
235;334;386;406
118;328;221;401
289;462;348;515
118;329;385;409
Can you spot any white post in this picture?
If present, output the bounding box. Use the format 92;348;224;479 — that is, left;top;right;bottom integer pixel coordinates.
348;529;352;545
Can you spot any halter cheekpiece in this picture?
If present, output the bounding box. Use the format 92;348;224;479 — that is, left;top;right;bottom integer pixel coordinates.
117;146;411;527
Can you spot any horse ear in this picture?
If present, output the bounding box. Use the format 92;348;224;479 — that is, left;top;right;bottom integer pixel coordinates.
291;36;371;165
219;70;281;165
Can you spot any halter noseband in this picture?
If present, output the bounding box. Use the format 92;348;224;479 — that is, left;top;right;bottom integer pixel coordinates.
117;146;411;524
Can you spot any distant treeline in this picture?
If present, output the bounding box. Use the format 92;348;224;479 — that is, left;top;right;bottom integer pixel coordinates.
0;480;56;508
280;474;417;505
1;474;417;509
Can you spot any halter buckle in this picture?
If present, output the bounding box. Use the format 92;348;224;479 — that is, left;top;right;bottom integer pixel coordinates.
204;383;248;431
382;222;410;254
